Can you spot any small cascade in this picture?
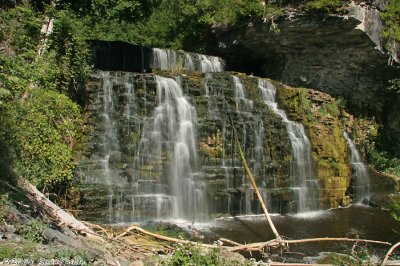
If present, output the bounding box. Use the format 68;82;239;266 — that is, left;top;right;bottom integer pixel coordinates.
152;48;177;70
184;53;196;72
232;76;253;112
137;76;208;220
258;79;320;213
151;48;224;73
343;132;370;202
203;73;218;118
252;121;266;179
199;54;224;73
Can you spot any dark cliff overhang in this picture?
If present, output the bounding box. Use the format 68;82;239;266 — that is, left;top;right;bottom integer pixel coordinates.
89;40;153;73
213;15;400;116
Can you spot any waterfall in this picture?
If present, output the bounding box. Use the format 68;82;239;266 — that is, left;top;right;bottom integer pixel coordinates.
199;54;224;73
152;48;224;73
152;48;177;70
343;132;370;202
184;53;196;72
138;76;208;220
232;76;253;112
258;79;320;213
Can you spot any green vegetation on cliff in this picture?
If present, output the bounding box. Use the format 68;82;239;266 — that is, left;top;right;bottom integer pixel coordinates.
0;2;85;194
381;0;400;43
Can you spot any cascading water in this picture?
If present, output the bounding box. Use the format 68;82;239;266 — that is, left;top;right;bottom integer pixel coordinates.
343;132;370;202
258;79;320;212
137;76;208;220
199;54;224;73
151;48;224;73
184;53;196;72
152;48;177;70
232;76;253;112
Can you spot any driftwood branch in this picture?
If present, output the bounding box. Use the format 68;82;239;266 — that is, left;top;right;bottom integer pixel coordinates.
228;237;391;252
220;237;241;246
382;242;400;265
82;221;113;239
114;224;391;257
114;226;215;249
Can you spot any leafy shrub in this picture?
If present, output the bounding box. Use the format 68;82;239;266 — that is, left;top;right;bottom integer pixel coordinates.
0;89;83;190
48;10;91;104
381;0;400;43
165;243;221;266
387;78;400;94
304;0;344;13
0;245;15;260
368;150;400;176
157;243;252;266
16;218;46;243
0;193;10;222
0;242;92;264
333;246;375;265
0;2;42;54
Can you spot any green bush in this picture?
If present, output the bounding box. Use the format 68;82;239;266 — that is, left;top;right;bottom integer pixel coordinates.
387;78;400;94
0;245;15;260
0;2;42;54
381;0;400;43
0;242;92;263
304;0;344;13
16;218;46;243
368;150;400;176
0;193;10;222
333;246;375;265
48;10;91;104
165;243;221;266
0;89;83;190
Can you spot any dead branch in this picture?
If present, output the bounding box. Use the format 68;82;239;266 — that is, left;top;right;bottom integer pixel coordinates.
382;242;400;265
228;239;280;252
283;238;391;246
219;237;241;246
228;237;391;252
114;226;217;249
229;114;283;242
82;221;113;239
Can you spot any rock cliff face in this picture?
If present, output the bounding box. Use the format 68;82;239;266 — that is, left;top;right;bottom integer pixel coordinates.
213;10;400;154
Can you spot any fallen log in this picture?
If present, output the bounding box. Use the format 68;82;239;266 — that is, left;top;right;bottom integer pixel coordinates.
1;176;102;242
